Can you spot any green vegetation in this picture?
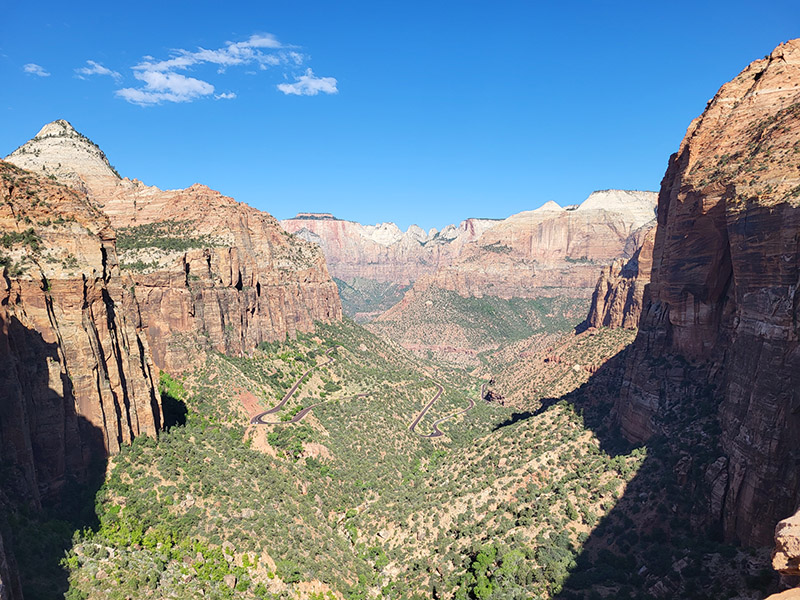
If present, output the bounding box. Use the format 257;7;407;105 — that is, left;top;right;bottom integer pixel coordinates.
334;277;411;322
116;220;221;252
564;255;594;264
14;317;773;600
367;287;589;367
480;242;512;254
0;227;41;251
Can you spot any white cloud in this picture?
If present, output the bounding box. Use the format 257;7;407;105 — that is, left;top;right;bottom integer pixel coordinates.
277;69;338;96
23;63;50;77
117;71;215;105
75;60;122;81
112;33;335;105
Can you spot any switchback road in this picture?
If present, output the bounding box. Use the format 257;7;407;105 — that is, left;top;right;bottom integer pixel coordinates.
409;383;486;438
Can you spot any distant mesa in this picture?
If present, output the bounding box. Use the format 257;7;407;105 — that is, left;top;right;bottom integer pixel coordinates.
293;212;339;220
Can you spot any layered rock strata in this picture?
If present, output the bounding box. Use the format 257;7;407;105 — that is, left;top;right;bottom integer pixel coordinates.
615;39;800;546
585;225;656;328
281;213;498;285
0;161;161;508
284;191;657;301
415;191;657;299
6;121;342;374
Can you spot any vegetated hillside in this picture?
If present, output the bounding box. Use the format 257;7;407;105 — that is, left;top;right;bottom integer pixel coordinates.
47;318;776;600
334;277;411;322
480;327;637;407
368;286;589;367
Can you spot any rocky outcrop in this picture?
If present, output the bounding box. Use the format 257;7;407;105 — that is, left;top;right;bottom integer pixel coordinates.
0;161;161;508
6;121;342;374
774;510;800;576
586;225;656;328
615;39;800;546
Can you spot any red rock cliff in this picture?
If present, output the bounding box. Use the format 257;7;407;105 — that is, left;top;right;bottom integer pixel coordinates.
0;161;161;508
586;225;656;329
6;121;342;374
615;39;800;546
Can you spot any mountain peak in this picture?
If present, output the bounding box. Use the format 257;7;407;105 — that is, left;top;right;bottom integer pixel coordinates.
34;119;79;139
5;119;121;187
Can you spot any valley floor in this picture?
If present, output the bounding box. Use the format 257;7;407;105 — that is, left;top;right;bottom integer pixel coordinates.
11;319;778;600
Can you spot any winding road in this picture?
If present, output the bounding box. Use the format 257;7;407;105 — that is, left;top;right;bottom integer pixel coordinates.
408;383;487;438
249;345;488;435
249;347;337;425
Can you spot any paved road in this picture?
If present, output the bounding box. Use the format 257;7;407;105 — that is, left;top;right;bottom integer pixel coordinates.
250;347;337;425
251;346;488;435
409;383;486;438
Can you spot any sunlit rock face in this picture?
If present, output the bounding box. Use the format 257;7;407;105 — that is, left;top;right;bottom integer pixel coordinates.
6;121;343;374
616;39;800;546
0;161;161;509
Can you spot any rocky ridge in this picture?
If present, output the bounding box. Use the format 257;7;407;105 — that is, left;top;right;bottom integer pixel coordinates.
281;213;498;285
409;190;657;300
6;121;342;373
283;191;657;302
614;39;800;547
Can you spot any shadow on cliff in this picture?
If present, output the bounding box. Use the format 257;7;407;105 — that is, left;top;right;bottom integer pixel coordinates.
492;345;778;599
0;315;108;600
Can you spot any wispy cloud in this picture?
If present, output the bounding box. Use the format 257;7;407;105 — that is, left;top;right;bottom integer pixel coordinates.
115;33;320;105
23;63;50;77
101;33;336;105
75;60;122;82
277;69;338;96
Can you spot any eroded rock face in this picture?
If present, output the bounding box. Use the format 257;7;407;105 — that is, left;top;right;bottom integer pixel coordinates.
615;39;800;546
0;161;161;508
284;192;656;301
281;214;499;285
6;121;342;374
586;225;656;329
395;190;657;301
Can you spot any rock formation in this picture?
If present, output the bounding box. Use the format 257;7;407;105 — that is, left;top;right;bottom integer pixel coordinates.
412;190;657;300
0;161;161;508
281;213;498;285
585;225;656;328
6;121;342;374
614;39;800;546
283;191;657;302
774;510;800;577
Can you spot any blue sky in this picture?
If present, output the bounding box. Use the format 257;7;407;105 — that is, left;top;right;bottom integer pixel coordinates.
1;1;799;230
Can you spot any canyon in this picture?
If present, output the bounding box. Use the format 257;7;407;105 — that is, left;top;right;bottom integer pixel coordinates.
2;35;800;600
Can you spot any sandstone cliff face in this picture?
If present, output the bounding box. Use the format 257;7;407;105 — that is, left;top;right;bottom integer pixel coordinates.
284;191;657;310
281;213;498;285
6;121;342;374
391;190;657;302
0;161;161;508
615;39;800;546
586;225;656;329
